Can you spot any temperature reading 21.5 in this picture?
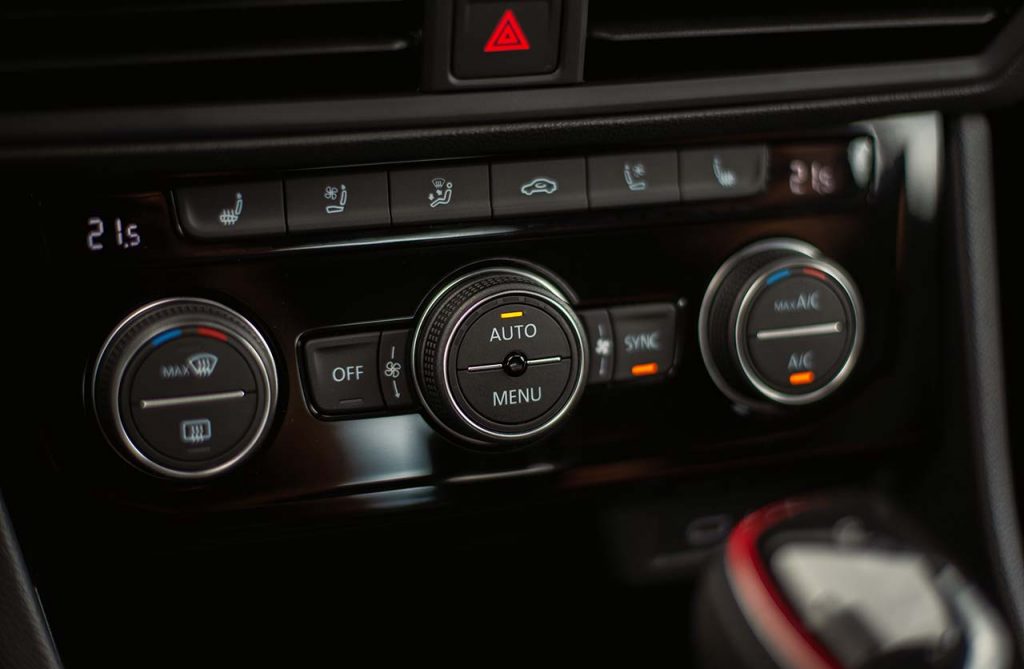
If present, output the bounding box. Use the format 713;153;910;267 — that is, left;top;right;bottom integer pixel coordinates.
86;216;141;252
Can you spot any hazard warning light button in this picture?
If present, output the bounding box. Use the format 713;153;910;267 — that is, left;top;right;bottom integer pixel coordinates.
452;0;562;79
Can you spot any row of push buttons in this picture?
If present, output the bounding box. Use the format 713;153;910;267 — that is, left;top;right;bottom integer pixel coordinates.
174;146;767;240
301;301;679;418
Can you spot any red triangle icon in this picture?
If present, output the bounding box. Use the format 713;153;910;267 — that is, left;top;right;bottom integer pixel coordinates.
483;9;531;53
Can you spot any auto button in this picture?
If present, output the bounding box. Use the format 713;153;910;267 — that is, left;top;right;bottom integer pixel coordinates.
456;301;572;369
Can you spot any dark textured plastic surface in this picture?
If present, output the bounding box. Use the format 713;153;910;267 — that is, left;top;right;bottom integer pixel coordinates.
0;494;61;669
948;115;1024;657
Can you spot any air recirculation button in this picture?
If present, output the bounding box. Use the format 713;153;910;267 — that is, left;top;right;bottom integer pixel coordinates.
413;267;588;447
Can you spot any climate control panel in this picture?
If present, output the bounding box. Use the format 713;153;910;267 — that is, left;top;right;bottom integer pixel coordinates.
89;240;865;477
296;263;680;448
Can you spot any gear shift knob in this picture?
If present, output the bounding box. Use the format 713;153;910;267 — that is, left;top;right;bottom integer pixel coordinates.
694;495;1012;669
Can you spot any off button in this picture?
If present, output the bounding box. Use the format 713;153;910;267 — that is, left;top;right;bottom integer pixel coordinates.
304;333;384;414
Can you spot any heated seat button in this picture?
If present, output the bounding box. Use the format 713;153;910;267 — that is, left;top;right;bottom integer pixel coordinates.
610;303;677;381
491;158;588;217
130;336;256;401
285;171;390;232
176;181;285;239
379;330;414;409
130;394;258;463
304;334;384;414
456;302;572;369
680;146;768;201
452;1;562;79
389;164;491;225
458;360;570;424
588;152;680;208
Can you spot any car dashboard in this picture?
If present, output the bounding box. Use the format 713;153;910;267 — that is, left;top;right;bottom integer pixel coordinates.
3;1;1024;666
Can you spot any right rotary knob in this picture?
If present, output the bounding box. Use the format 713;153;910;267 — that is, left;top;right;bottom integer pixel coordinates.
699;239;864;408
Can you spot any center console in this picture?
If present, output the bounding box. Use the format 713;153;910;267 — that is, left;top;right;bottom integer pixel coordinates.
26;117;935;512
10;91;1015;664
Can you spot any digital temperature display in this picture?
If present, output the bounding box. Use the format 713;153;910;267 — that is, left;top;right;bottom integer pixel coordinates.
86;216;142;252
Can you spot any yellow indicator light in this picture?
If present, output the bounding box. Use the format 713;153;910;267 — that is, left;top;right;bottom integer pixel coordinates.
500;311;524;319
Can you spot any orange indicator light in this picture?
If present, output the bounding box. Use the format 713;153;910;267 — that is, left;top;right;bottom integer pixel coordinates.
500;311;524;319
789;371;815;386
631;362;659;377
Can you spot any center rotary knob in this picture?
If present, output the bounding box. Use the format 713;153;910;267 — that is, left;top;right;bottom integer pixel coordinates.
412;267;588;447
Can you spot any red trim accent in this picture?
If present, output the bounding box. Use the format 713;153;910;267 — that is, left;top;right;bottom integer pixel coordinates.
802;268;828;280
195;327;229;342
725;500;842;669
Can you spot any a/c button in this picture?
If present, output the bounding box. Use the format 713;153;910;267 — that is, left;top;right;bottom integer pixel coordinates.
304;333;384;414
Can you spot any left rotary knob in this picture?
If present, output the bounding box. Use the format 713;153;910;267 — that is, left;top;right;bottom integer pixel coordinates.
92;298;278;479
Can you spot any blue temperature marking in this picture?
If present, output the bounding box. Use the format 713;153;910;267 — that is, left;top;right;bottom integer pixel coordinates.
766;269;791;286
150;329;183;348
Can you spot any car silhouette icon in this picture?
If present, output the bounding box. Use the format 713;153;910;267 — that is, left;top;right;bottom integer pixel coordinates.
520;177;559;196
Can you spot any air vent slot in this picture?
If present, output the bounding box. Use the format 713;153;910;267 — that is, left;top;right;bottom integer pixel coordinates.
0;0;422;110
586;0;1021;82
